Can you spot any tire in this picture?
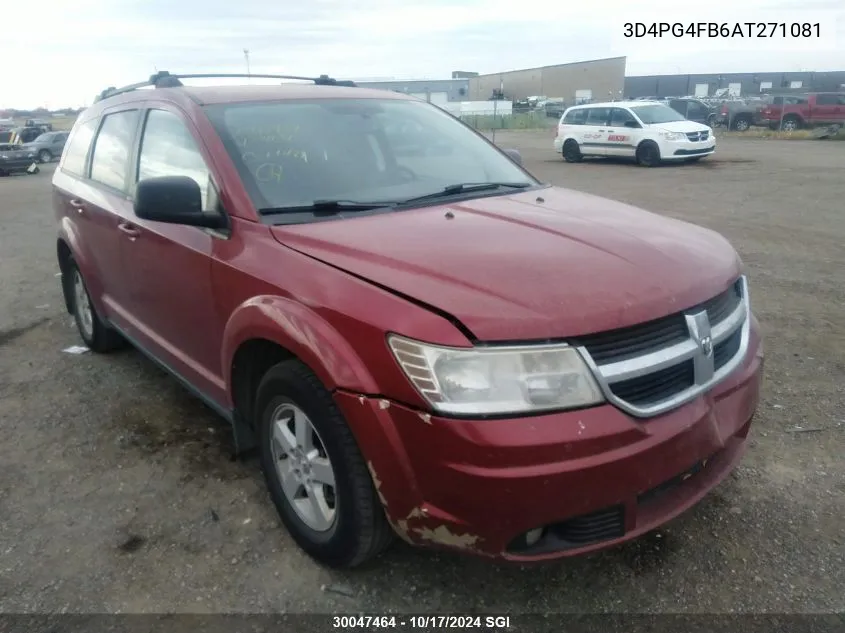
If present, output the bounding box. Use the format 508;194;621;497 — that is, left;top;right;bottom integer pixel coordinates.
562;139;582;163
67;258;125;352
731;116;751;132
256;360;393;568
636;141;661;167
38;149;51;163
781;116;801;132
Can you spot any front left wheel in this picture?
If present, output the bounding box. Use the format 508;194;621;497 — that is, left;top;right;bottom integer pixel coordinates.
256;360;394;568
636;141;661;167
38;149;51;163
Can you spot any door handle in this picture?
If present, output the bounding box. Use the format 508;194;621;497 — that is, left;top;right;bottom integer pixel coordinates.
118;222;141;240
69;199;85;214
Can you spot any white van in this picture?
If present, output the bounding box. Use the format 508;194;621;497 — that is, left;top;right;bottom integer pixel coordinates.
553;101;716;166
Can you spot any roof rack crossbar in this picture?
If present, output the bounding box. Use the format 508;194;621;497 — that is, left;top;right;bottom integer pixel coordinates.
95;71;356;102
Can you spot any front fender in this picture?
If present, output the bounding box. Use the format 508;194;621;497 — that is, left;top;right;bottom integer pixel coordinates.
221;295;379;407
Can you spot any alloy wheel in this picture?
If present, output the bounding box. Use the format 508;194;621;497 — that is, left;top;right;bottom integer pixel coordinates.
270;403;337;532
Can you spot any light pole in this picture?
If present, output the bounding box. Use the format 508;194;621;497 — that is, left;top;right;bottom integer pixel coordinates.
243;49;251;78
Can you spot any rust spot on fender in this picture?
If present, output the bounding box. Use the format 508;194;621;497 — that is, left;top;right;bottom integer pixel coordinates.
358;395;365;405
417;412;432;424
412;525;481;550
378;399;390;410
367;461;388;507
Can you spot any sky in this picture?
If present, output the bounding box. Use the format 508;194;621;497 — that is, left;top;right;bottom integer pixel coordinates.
1;0;843;109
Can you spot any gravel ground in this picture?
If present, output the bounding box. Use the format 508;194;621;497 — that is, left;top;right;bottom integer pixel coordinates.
0;136;843;617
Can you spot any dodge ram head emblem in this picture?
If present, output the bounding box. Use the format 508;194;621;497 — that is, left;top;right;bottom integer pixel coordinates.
699;335;713;357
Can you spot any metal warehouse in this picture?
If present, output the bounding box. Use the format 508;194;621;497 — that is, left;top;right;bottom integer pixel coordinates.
624;71;845;98
467;57;627;103
352;79;470;104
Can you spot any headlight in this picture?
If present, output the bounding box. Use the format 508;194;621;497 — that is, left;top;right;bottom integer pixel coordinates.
658;129;686;140
388;334;604;416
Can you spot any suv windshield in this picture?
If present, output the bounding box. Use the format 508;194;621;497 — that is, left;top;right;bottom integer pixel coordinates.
629;104;687;125
203;98;537;216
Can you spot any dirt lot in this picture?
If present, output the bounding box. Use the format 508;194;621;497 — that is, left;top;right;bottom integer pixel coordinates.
0;135;843;616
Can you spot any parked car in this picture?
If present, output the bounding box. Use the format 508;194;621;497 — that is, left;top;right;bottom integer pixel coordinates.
717;95;797;131
666;98;719;127
0;143;39;175
54;72;762;567
22;130;69;163
25;118;53;131
6;126;45;144
543;98;566;118
757;92;845;131
554;101;716;166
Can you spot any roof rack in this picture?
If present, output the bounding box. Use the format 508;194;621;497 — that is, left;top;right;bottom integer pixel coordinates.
95;71;357;102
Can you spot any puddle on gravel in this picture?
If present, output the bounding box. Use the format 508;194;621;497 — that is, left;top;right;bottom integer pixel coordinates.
109;393;251;483
0;317;50;348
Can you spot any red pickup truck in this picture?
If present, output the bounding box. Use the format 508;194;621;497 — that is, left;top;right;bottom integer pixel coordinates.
757;92;845;131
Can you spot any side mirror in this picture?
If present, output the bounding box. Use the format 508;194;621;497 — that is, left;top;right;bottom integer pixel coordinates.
134;176;225;229
503;148;523;165
624;120;641;128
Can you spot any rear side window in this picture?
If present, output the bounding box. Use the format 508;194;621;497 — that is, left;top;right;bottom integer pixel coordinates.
90;110;139;192
137;109;212;210
610;108;637;127
61;118;98;177
585;108;610;125
563;109;587;125
815;94;838;105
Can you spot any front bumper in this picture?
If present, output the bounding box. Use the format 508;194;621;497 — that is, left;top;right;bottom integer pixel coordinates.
660;138;716;159
336;318;763;561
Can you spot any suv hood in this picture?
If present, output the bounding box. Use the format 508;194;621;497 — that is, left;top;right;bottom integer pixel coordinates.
270;187;741;341
646;120;711;133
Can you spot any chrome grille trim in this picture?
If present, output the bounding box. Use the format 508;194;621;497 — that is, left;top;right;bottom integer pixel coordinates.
576;276;750;418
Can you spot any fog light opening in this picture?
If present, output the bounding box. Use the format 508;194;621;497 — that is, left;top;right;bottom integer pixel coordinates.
524;527;544;547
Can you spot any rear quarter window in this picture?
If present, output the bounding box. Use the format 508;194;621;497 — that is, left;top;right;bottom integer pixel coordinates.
61;118;99;177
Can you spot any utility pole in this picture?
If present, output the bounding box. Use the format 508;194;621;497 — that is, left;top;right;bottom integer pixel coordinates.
491;77;503;144
243;49;251;78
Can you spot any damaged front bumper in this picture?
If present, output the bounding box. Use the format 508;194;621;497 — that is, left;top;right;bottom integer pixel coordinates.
334;324;764;561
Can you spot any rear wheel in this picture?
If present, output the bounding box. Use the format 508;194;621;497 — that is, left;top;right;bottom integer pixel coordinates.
256;360;393;568
68;259;125;352
562;139;582;163
731;116;751;132
636;141;661;167
781;115;801;132
38;149;51;163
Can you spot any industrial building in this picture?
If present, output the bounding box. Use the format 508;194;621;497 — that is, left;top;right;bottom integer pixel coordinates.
353;79;470;104
355;57;627;105
624;71;845;99
467;57;627;102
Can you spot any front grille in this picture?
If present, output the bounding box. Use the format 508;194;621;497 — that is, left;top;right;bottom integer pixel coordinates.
576;278;749;417
611;360;694;406
575;282;741;366
686;130;709;142
714;327;742;371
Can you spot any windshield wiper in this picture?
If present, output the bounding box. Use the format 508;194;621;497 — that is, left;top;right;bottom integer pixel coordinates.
397;182;532;206
259;200;396;216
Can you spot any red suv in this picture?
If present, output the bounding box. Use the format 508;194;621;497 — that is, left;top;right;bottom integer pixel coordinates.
53;72;764;567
